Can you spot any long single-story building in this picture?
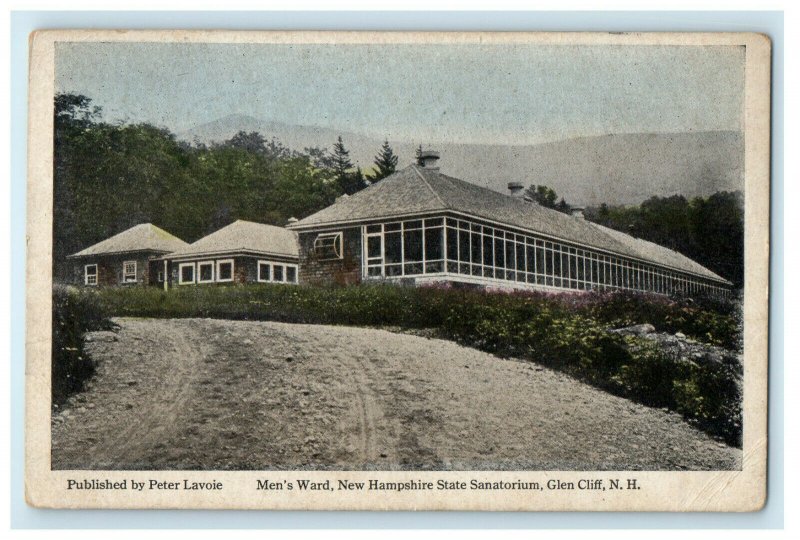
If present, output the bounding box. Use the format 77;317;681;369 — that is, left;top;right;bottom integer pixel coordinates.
66;223;188;287
286;152;732;297
161;220;300;287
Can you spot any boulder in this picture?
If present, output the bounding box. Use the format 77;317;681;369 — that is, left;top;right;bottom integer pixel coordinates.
611;323;656;336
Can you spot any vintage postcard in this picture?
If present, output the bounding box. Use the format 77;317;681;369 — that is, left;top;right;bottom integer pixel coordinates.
26;30;770;511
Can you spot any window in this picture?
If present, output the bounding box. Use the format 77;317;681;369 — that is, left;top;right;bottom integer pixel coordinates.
84;264;98;286
216;259;234;282
257;261;298;284
198;261;215;283
179;263;195;284
258;262;271;282
122;260;137;283
313;232;343;259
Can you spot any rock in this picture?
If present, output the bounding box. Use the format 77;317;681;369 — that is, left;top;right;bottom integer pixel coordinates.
611;324;656;336
242;339;253;346
675;332;687;339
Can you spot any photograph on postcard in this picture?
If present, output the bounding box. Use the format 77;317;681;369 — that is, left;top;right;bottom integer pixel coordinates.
26;31;770;511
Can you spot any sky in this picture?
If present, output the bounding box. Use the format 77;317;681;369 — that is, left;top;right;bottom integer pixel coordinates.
55;42;745;146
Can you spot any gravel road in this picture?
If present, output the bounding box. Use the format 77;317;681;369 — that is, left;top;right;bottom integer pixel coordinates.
51;318;741;471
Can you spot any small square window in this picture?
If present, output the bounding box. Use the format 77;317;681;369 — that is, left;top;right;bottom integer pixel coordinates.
217;260;234;282
258;262;271;282
273;265;284;282
179;263;195;284
198;261;214;283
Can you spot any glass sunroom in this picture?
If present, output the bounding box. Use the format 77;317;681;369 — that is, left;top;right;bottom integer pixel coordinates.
361;215;730;298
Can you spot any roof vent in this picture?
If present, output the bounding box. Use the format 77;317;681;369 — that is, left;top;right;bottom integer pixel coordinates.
419;150;440;169
570;206;586;219
286;217;299;225
507;182;524;198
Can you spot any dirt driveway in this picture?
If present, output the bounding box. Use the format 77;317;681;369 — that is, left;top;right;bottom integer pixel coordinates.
51;318;741;471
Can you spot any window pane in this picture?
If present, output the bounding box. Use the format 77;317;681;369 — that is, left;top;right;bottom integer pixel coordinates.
218;262;233;281
425;261;443;273
199;263;213;281
403;229;423;262
367;235;382;258
273;265;284;282
385;232;402;264
526;245;535;275
425;217;443;227
447;227;458;260
516;243;526;273
467;230;479;263
366;224;381;233
286;266;297;283
259;262;270;281
384;223;401;232
181;266;194;282
425;227;443;261
495;237;506;269
405;220;423;230
482;235;493;266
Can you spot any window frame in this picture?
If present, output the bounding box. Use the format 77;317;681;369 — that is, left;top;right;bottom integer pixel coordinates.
197;261;215;284
257;261;272;283
313;232;343;260
84;264;98;286
122;260;137;284
178;262;196;285
216;259;235;283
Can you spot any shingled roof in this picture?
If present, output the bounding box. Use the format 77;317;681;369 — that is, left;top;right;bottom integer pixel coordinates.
68;223;188;258
166;220;299;260
290;165;729;284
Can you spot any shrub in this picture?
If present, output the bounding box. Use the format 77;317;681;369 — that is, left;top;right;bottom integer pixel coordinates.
52;285;113;407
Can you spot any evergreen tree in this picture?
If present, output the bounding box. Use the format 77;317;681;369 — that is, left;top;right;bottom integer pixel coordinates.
415;144;425;166
330;136;356;194
368;140;399;182
555;198;571;214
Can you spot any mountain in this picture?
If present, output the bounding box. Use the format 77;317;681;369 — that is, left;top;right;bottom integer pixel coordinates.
178;115;743;206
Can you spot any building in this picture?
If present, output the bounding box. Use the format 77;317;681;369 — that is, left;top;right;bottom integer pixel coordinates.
287;152;732;297
162;220;299;287
66;223;188;287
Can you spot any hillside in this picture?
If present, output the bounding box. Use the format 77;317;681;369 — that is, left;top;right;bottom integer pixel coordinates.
178;115;743;206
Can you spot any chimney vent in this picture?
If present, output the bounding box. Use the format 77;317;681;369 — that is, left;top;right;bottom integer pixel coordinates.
570;206;586;219
507;182;524;198
419;150;440;169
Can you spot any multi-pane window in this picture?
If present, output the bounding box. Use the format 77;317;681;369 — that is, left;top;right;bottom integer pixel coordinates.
362;216;727;297
257;261;298;284
84;264;98;286
122;260;137;283
364;218;444;278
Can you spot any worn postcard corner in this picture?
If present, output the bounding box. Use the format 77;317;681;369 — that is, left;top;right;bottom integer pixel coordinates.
25;29;770;512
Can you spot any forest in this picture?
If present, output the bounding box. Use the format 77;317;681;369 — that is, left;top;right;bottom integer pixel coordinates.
54;93;744;287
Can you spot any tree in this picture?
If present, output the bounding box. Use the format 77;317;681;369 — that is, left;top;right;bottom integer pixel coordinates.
415;144;425;166
524;185;559;208
329;136;366;195
367;140;399;182
555;198;571;214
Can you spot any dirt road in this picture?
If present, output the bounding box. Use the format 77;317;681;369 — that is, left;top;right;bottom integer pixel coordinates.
51;318;741;470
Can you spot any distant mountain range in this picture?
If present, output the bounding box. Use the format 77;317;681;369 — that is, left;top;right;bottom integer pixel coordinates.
177;114;743;207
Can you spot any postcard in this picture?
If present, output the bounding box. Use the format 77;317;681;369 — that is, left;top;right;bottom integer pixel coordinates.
26;30;770;511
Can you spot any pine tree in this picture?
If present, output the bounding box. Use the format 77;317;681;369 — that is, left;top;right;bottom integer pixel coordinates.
415;144;425;166
368;140;399;182
330;136;356;194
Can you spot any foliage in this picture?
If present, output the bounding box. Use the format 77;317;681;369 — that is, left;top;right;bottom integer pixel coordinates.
524;184;558;208
71;284;742;445
367;140;399;183
53;93;343;279
585;192;744;287
51;285;114;406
